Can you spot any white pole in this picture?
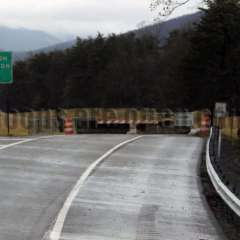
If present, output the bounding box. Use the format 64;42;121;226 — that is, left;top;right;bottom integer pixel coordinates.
217;129;222;161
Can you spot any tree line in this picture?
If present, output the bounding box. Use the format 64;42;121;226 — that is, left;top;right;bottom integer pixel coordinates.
0;0;239;113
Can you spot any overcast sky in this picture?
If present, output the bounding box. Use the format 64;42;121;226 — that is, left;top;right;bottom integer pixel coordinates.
0;0;202;40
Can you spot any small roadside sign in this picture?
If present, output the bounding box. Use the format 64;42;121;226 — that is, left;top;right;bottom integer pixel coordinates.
214;102;227;118
0;52;13;84
175;112;193;127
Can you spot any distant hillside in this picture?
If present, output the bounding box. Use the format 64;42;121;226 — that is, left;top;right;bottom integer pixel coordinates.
0;26;61;52
134;12;202;43
13;12;202;62
13;40;77;62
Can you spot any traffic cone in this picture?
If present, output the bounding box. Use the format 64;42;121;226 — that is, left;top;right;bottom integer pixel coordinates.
64;117;74;135
200;115;211;137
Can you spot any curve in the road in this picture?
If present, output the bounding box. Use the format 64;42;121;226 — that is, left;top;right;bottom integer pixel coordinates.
59;135;226;240
49;136;142;240
0;134;134;240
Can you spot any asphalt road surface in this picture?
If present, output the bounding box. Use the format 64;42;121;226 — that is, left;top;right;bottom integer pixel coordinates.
0;135;226;240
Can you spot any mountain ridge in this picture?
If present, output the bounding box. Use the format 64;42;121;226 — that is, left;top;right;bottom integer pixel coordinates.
0;25;61;52
134;12;202;43
12;12;202;62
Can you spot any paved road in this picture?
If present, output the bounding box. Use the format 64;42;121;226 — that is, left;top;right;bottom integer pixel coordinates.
0;135;131;240
60;136;226;240
0;135;226;240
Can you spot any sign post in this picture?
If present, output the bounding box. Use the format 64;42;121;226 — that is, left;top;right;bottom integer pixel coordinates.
0;52;13;135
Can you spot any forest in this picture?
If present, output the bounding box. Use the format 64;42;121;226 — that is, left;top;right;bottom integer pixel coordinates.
0;0;239;114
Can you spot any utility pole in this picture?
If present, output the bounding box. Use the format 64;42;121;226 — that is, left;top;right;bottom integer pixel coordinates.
6;86;10;136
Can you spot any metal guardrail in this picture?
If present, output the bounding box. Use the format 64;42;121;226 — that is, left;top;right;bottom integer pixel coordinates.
206;127;240;216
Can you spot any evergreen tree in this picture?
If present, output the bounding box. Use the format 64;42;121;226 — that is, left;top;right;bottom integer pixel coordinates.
182;0;240;110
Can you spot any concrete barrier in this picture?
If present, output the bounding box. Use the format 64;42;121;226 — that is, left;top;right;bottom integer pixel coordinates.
219;116;240;139
0;108;204;136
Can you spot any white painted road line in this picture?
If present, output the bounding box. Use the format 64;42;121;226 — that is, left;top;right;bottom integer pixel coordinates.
0;138;27;141
49;135;143;240
0;139;35;150
0;135;66;151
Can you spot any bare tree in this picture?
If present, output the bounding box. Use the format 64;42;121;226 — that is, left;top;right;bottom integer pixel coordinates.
150;0;192;17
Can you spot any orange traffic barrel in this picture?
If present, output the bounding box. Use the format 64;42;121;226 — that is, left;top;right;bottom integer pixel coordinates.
200;114;211;136
64;117;74;135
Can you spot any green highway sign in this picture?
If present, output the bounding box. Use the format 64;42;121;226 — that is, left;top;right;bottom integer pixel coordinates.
0;52;13;84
